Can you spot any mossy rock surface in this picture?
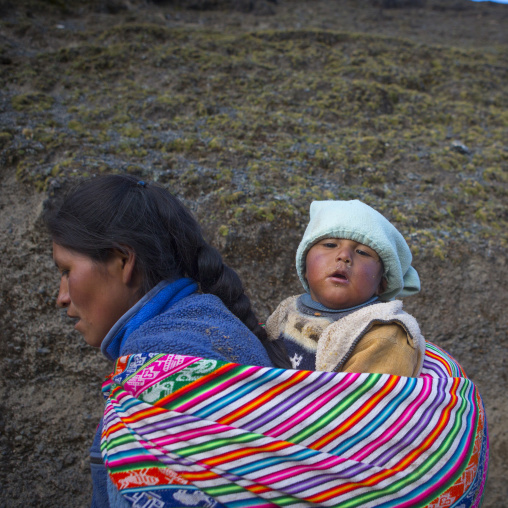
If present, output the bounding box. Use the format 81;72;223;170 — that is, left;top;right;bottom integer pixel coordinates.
2;13;506;251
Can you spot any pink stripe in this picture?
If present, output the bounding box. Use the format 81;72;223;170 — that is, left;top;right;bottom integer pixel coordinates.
107;453;158;468
104;404;115;417
173;366;262;413
107;392;140;417
266;373;361;438
150;423;226;447
109;388;131;405
257;455;344;484
239;503;278;508
242;502;279;508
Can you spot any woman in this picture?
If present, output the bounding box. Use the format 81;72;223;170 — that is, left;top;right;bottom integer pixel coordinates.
45;174;290;507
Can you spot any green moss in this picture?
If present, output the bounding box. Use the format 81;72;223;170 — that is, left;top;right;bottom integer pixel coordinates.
12;92;54;112
233;207;244;219
0;131;13;148
218;225;229;237
461;180;487;198
484;166;507;183
216;167;233;183
3;21;505;249
432;241;446;261
119;124;143;138
98;23;172;44
392;208;408;223
220;191;244;205
125;165;143;175
67;120;86;134
167;137;196;153
208;137;224;152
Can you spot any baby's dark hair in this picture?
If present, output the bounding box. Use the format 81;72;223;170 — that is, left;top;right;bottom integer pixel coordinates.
45;174;290;368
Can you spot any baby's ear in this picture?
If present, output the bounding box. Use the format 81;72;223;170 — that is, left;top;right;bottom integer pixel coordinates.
376;277;388;296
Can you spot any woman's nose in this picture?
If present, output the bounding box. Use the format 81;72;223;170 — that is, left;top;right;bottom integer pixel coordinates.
56;278;70;308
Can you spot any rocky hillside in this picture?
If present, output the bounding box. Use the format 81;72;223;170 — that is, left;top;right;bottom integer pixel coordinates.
0;0;506;506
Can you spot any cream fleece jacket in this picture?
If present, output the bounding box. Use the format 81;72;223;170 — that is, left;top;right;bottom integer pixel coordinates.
267;296;425;377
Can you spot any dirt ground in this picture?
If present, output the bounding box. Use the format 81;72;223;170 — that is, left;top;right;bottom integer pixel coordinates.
0;0;507;506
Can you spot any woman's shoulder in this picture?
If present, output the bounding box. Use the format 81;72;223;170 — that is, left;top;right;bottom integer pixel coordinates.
123;291;273;367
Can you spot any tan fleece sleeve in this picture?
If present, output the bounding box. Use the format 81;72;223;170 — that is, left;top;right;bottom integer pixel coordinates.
342;323;420;377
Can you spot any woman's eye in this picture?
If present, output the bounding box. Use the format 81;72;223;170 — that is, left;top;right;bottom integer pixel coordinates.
61;269;70;277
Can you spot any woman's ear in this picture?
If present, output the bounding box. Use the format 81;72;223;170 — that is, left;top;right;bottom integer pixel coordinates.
376;277;388;296
112;248;137;286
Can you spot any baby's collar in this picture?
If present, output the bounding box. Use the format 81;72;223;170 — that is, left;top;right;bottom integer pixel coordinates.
300;293;379;313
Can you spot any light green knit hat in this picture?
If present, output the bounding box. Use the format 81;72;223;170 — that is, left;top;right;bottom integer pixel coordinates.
296;200;420;301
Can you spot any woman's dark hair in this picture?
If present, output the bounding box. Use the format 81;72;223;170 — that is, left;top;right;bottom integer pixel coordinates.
45;173;290;368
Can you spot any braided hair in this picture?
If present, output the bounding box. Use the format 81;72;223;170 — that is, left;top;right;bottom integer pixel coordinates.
45;174;290;368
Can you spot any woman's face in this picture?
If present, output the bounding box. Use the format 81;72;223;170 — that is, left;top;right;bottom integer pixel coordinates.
53;243;140;348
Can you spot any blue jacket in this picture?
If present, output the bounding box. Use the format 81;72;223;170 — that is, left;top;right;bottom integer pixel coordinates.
90;278;273;507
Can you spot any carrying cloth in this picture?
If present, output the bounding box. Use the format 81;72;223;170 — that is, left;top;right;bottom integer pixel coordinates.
101;342;488;508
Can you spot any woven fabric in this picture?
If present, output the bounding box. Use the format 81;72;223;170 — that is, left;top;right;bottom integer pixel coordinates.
101;342;488;508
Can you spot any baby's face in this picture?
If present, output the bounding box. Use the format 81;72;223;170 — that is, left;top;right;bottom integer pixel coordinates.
305;238;385;310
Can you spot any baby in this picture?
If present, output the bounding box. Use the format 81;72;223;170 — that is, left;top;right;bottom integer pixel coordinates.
267;200;426;377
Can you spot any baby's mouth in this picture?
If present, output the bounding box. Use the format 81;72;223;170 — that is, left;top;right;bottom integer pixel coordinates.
328;269;349;282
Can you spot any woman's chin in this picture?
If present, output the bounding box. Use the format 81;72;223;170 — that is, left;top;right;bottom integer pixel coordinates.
80;329;103;348
84;338;103;348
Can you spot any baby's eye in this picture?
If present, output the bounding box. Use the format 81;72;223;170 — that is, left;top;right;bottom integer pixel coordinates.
323;242;337;248
356;248;371;257
60;269;70;277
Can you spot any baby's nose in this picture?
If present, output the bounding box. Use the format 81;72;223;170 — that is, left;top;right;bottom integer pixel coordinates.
336;249;352;264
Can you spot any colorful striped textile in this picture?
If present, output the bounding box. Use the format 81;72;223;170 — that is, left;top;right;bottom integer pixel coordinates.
101;342;488;508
